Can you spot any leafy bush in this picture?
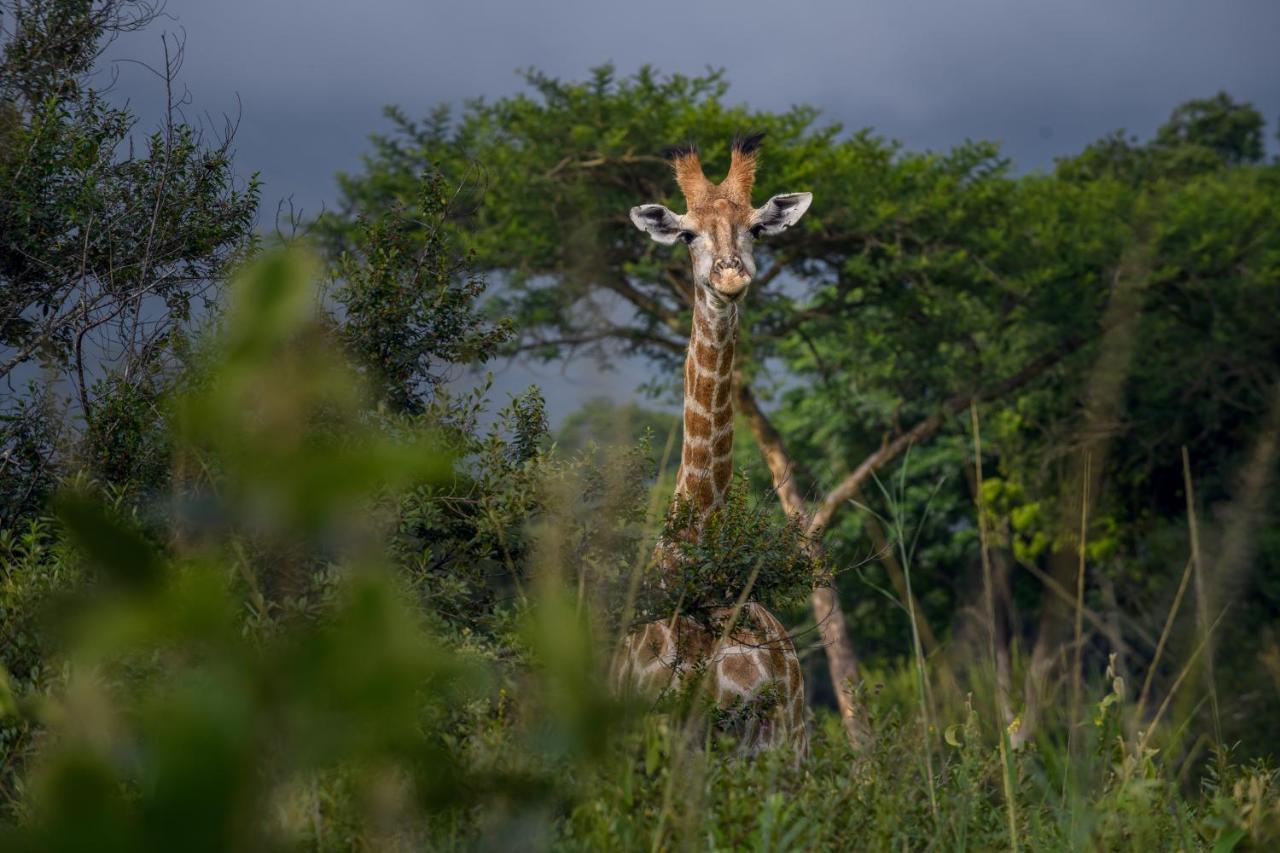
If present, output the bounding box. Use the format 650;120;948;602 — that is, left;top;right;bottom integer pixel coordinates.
561;674;1280;851
632;480;828;628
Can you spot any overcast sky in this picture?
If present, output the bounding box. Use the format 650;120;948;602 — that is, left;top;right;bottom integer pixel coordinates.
106;0;1280;423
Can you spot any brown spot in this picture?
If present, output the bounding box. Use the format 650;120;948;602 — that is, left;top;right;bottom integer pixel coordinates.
713;458;733;492
685;409;710;438
694;373;717;404
714;380;732;410
721;654;760;690
696;343;717;372
692;314;713;341
685;446;711;469
693;476;714;508
713;430;733;457
674;620;714;660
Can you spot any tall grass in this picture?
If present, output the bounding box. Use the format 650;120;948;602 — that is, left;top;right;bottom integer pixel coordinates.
971;403;1020;852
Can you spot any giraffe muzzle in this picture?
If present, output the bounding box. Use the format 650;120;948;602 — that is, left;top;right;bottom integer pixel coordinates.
710;257;750;298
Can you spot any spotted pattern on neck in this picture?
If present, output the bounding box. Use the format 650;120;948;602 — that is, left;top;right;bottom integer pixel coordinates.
674;287;739;520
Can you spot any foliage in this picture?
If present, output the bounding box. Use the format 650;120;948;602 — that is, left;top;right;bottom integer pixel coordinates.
0;0;259;518
327;169;513;414
557;396;680;468
5;306;1277;847
633;480;828;627
0;251;631;849
1155;91;1266;167
391;383;654;649
561;671;1280;851
1061;92;1267;183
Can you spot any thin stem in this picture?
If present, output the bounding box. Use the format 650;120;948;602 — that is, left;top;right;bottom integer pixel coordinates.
1139;605;1229;754
1182;446;1223;748
1135;557;1193;724
971;403;1019;852
1067;452;1090;839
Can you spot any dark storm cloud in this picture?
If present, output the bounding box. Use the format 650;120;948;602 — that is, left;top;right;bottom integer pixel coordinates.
110;0;1280;215
102;0;1280;419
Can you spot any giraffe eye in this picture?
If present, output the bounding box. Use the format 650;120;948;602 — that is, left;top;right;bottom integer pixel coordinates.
679;230;696;245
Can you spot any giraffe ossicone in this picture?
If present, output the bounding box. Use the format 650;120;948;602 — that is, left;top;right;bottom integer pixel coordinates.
613;133;814;759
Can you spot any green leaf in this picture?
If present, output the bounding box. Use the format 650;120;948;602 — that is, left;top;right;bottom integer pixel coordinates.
0;666;17;718
1213;828;1246;853
54;491;163;593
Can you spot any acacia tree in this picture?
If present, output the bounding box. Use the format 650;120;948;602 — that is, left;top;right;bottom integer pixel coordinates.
328;67;1280;749
0;0;259;517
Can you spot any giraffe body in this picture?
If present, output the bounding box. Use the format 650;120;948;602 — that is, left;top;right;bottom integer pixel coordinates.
616;135;814;759
612;603;808;756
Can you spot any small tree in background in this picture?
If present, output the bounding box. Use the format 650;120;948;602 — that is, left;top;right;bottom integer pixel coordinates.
327;169;513;415
0;0;259;519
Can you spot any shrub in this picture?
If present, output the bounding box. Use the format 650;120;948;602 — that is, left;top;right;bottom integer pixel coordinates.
631;479;829;628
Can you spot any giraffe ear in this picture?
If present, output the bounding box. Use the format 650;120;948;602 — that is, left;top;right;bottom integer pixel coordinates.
630;204;687;245
750;192;813;237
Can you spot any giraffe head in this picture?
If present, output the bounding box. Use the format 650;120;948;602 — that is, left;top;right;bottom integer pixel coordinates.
630;132;812;305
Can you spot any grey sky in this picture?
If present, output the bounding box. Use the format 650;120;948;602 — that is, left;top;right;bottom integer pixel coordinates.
106;0;1280;423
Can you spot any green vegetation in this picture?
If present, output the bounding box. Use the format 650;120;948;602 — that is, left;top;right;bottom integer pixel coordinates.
3;2;1280;850
638;483;828;626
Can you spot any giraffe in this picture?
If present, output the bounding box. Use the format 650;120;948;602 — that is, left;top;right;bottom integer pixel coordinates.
612;133;814;758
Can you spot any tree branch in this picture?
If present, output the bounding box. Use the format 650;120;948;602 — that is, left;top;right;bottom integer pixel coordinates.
734;377;812;521
733;373;872;748
601;277;686;336
809;340;1081;536
513;327;684;356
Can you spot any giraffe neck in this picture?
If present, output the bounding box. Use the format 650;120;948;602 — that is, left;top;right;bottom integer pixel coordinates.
674;287;738;521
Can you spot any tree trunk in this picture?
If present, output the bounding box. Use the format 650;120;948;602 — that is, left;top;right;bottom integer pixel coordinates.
735;379;872;747
811;584;874;747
